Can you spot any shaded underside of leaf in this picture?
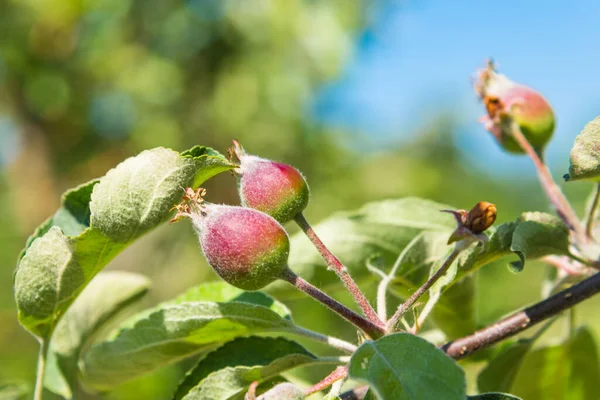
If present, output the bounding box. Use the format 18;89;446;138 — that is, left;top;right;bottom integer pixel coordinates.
510;326;600;400
349;333;466;400
44;271;151;398
477;339;534;394
173;336;315;400
80;301;295;391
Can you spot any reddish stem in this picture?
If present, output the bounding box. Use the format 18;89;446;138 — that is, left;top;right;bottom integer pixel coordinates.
280;267;385;339
304;366;348;397
509;122;585;237
294;213;382;325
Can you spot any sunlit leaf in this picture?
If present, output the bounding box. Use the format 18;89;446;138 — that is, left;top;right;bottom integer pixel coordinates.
509;212;570;272
80;301;297;390
173;337;315;400
348;333;465;400
14;146;234;340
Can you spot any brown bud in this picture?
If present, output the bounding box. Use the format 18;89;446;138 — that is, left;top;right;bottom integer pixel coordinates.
466;201;497;233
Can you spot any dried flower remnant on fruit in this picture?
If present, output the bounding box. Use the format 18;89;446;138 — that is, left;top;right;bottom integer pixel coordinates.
170;187;207;223
232;140;310;223
170;188;290;290
474;60;555;154
443;201;497;245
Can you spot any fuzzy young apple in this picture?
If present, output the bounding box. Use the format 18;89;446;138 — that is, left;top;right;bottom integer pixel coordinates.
172;188;290;290
232;140;309;223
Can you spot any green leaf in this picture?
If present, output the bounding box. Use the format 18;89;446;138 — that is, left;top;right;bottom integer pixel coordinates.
173;337;316;400
14;227;124;339
511;326;600;400
90;146;234;243
348;333;466;400
477;339;534;393
468;394;522;400
386;232;476;338
80;301;297;390
0;383;29;400
118;283;292;332
429;274;476;339
509;212;570;272
267;198;457;298
564;116;600;182
44;271;151;398
457;222;517;276
171;282;291;319
458;212;570;275
17;179;99;261
14;146;234;340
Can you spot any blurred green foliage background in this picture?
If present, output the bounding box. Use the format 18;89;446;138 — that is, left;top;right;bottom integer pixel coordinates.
0;0;598;399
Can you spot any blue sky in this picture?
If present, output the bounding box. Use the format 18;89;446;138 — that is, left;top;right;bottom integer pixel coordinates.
314;0;600;175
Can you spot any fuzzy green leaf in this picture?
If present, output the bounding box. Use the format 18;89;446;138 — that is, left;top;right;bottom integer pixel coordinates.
348;333;466;400
17;179;100;261
267;198;457;298
458;212;569;275
171;282;291;319
564;117;600;182
44;271;151;398
511;327;600;400
80;301;296;391
456;222;517;276
173;337;316;400
509;212;570;272
14;146;233;340
90;146;233;243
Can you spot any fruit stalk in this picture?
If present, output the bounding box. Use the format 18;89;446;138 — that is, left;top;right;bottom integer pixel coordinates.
280;266;385;339
509;121;585;236
294;213;382;325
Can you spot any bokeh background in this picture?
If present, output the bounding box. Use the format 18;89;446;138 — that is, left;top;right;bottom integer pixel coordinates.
1;0;600;398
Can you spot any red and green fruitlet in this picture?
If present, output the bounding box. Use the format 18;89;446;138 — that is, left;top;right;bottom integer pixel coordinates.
172;189;290;291
232;140;310;224
475;60;555;154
